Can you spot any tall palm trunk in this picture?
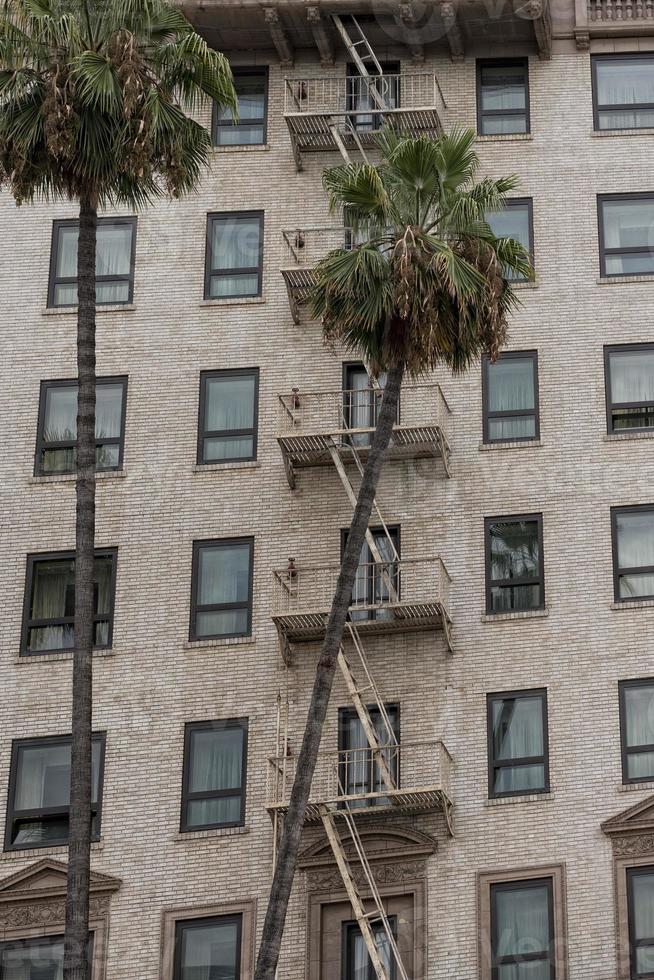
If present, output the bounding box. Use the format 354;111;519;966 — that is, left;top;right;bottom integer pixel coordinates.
255;361;405;980
65;193;97;980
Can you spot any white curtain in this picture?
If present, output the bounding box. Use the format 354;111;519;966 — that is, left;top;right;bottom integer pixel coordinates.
625;686;654;779
350;927;393;979
180;921;239;980
342;709;398;806
617;512;654;598
215;75;265;145
55;223;131;304
480;64;526;134
597;60;654;128
495;884;550;965
486;358;535;440
610;350;654;404
602;200;654;275
187;728;243;826
1;939;65;980
348;68;399;131
29;559;74;651
492;697;544;794
197;544;250;637
204;375;255;461
210;217;260;297
633;873;654;975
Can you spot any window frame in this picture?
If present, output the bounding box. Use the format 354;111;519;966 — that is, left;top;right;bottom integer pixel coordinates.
197;368;260;465
204;211;264;300
598;193;654;279
476;58;530;136
172;913;243;980
486;198;534;281
486;688;550;799
212;67;269;146
47;216;137;309
611;505;654;603
338;702;400;804
341;916;398;980
619;679;654;785
180;718;248;832
490;877;555;979
592;53;654;132
604;343;654;435
4;732;106;852
340;525;400;621
484;513;545;615
34;376;128;476
627;865;654;979
482;349;539;445
20;548;118;656
189;537;254;642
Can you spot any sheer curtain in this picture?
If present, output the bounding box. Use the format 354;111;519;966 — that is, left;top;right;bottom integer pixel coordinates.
188;728;243;826
626;686;654;779
610;350;654;404
494;884;551;973
180;920;239;980
597;60;654;128
1;939;65;980
350;925;394;980
617;512;654;598
487;358;535;441
197;543;250;637
632;873;654;975
29;560;74;651
348;66;399;132
210;217;260;297
602;200;654;275
342;709;398;807
95;224;132;303
204;376;255;461
492;697;544;794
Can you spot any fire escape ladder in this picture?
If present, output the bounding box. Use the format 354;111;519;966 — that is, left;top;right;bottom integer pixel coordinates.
331;15;386;100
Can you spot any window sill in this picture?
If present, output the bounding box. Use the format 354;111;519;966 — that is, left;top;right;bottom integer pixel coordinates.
28;469;127;485
591;127;654;138
42;304;136;316
619;780;654;793
479;439;542;452
512;279;539;290
212;144;270;154
597;274;654;285
481;607;549;623
184;635;256;650
174;826;250;842
14;649;115;665
1;841;104;860
200;296;265;308
192;461;261;473
611;599;654;610
476;133;533;143
485;792;554;807
604;431;654;443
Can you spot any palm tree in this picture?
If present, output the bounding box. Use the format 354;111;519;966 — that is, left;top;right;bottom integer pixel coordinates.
255;129;531;980
0;4;235;978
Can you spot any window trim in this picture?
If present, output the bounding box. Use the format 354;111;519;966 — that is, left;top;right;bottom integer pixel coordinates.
197;368;260;465
21;548;118;656
604;344;654;435
341;915;398;980
47;216;137;309
476;58;530;136
338;703;400;804
34;376;128;476
490;877;555;978
486;688;550;799
189;537;254;642
204;211;264;300
172;913;243;980
180;718;248;832
619;679;654;785
212;66;269;146
340;525;400;621
598;193;654;279
4;732;107;852
486;198;535;281
592;53;654;132
482;349;539;445
484;513;545;615
611;504;654;603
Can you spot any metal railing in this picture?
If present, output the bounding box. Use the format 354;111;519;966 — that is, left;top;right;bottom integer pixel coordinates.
282;226;352;268
284;72;441;116
588;0;654;16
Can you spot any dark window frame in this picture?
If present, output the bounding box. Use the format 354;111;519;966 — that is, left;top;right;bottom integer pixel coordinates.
4;732;106;852
486;688;550;799
619;678;654;785
341;916;398;980
490;877;555;979
180;718;248;832
487;197;534;281
476;58;530;136
604;343;654;434
611;504;654;603
346;60;401;132
173;913;242;980
484;513;545;615
340;525;400;621
197;368;260;465
482;349;539;445
627;865;654;979
338;703;400;804
34;376;128;476
204;211;264;300
21;548;118;656
592;53;654;132
598;192;654;279
47;216;137;309
212;67;269;146
189;537;254;642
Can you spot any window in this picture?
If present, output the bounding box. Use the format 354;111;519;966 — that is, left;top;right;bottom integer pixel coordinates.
476;59;529;135
48;217;136;308
35;377;127;475
620;680;654;784
343;363;390;449
487;690;549;798
598;194;654;278
190;539;253;641
205;212;263;299
173;915;242;980
342;917;397;980
0;935;65;978
338;705;399;807
490;878;555;978
181;720;247;831
197;369;259;464
592;54;654;131
5;733;105;850
346;62;399;132
22;549;117;655
605;345;654;434
482;351;539;444
628;867;654;978
343;526;399;622
485;198;534;280
612;506;654;602
485;515;544;614
213;68;268;146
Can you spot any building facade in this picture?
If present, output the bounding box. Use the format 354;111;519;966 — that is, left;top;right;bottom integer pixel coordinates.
2;1;654;977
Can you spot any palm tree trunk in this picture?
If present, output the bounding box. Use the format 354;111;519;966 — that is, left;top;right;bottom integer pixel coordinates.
255;361;405;980
64;193;97;980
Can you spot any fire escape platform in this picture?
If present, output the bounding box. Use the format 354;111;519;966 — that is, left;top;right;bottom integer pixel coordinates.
285;106;443;157
279;426;447;471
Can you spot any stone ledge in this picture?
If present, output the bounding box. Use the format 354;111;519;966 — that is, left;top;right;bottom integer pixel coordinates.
481;608;549;623
619;781;654;793
200;296;265;308
1;841;104;860
485;792;554;807
192;461;261;473
184;635;256;650
604;431;654;443
591;127;654;138
597;274;654;285
174;826;250;842
42;304;136;316
14;649;115;665
479;439;542;452
512;279;539;290
29;470;127;485
611;599;654;610
476;133;533;143
211;144;270;154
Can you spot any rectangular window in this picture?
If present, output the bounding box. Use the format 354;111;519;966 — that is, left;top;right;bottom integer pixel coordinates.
173;915;242;980
205;212;263;299
620;680;654;784
342;526;399;622
485;198;534;280
598;194;654;278
605;345;654;434
5;733;105;850
213;68;268;146
22;549;117;655
190;538;253;641
346;61;400;132
35;377;127;476
485;515;544;614
482;351;539;444
487;689;549;798
197;369;259;464
592;54;654;131
628;867;654;978
612;506;654;602
48;217;136;308
338;704;399;808
342;917;397;980
491;878;555;978
181;720;247;831
476;59;529;136
343;363;390;449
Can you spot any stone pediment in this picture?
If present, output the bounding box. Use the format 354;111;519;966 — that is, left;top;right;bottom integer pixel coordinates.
602;794;654;838
298;824;437;871
0;859;121;904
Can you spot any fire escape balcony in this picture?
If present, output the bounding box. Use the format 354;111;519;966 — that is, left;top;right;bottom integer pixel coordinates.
281;226;347;324
266;739;454;831
277;383;452;488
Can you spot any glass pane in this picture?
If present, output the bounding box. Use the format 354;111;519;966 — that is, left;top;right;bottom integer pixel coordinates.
486;206;531;251
489;520;539;581
494;883;550;957
620;572;654;599
195;609;248;638
613;406;654;430
481;114;527;135
498;963;551;980
493;764;545;795
605;252;654;276
216;124;265;146
488;417;536;442
599;108;654;129
15;740;101;810
627;751;654;780
625;684;654;749
187;796;241;828
96;223;132;277
492;696;544;761
44;386;77;444
487;358;535;413
189;727;244;794
636;944;654;975
41;448;76;475
27;556;112;652
96;443;120;470
96;383;123;439
602;199;654;250
179;920;239;980
205;376;255;433
13;815;70;846
96;281;129;304
55;227;79;278
609;348;654;405
28;623;74;652
0;936;65;980
490;584;541;612
217;74;265;123
210;273;259;298
481;65;526;110
596;58;654;108
198;544;250;606
204;435;254;462
616;511;654;570
632;872;654;940
211;217;260;272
